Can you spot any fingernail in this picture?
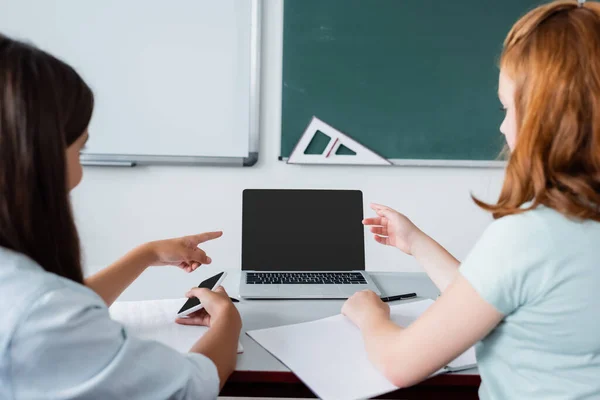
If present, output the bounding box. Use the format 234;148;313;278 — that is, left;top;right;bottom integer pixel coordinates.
206;257;212;263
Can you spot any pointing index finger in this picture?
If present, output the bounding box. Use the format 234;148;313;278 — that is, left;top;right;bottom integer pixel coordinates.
190;231;223;244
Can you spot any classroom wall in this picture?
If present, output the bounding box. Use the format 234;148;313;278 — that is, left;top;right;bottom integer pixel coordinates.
71;0;505;301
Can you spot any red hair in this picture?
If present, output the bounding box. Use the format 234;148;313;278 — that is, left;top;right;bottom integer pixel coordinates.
475;0;600;221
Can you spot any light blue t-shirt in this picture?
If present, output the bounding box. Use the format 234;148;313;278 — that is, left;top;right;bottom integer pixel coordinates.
0;247;220;400
460;206;600;400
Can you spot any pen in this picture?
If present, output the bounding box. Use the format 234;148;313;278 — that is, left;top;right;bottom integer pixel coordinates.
229;297;240;303
380;292;417;302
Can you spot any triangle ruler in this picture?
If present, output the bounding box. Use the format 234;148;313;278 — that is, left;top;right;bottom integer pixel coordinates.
287;117;392;165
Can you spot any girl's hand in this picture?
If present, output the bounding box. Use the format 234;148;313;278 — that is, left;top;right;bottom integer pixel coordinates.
363;204;424;255
146;231;223;272
176;286;241;329
342;290;390;331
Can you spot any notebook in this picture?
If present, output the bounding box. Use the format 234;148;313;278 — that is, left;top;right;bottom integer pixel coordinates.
247;299;475;400
109;298;243;354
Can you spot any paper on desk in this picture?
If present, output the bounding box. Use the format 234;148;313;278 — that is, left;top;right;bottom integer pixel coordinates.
109;298;243;353
247;299;475;400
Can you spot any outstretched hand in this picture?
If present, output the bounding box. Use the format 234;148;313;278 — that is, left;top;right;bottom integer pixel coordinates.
148;231;223;272
363;204;422;255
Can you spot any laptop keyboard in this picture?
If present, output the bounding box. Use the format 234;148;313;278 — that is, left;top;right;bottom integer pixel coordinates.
246;272;367;285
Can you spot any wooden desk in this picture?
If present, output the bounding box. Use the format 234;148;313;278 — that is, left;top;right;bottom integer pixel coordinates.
222;272;480;399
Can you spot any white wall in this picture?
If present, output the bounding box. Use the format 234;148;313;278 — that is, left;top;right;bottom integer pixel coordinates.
71;0;505;301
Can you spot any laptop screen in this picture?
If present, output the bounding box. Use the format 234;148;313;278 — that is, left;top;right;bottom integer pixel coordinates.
242;189;365;271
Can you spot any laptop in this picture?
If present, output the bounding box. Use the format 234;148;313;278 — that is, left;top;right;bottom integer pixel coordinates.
239;189;382;299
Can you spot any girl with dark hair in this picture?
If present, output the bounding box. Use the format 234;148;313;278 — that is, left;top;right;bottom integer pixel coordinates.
0;35;240;399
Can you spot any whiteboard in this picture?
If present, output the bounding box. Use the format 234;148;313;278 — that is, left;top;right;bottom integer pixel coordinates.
0;0;261;166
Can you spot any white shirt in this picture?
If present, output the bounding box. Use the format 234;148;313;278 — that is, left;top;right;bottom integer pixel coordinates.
0;247;220;400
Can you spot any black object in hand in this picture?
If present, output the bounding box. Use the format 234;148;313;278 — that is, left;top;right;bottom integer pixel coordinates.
380;293;417;302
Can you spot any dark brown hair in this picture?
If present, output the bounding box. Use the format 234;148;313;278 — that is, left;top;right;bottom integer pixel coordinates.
475;0;600;221
0;34;94;283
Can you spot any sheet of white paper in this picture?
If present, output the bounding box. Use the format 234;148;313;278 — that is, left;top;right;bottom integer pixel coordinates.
247;299;475;400
109;298;243;353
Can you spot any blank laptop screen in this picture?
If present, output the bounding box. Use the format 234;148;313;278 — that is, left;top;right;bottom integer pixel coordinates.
242;189;365;271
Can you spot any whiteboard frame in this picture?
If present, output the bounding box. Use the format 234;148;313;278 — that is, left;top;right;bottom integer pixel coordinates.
81;0;262;167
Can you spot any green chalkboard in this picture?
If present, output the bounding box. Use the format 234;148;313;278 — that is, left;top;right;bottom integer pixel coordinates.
281;0;541;164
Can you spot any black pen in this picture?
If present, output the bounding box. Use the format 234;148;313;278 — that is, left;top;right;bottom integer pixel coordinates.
229;297;240;303
380;292;417;302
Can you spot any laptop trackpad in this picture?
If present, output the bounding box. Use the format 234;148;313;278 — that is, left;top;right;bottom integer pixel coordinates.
339;284;370;297
294;285;327;296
